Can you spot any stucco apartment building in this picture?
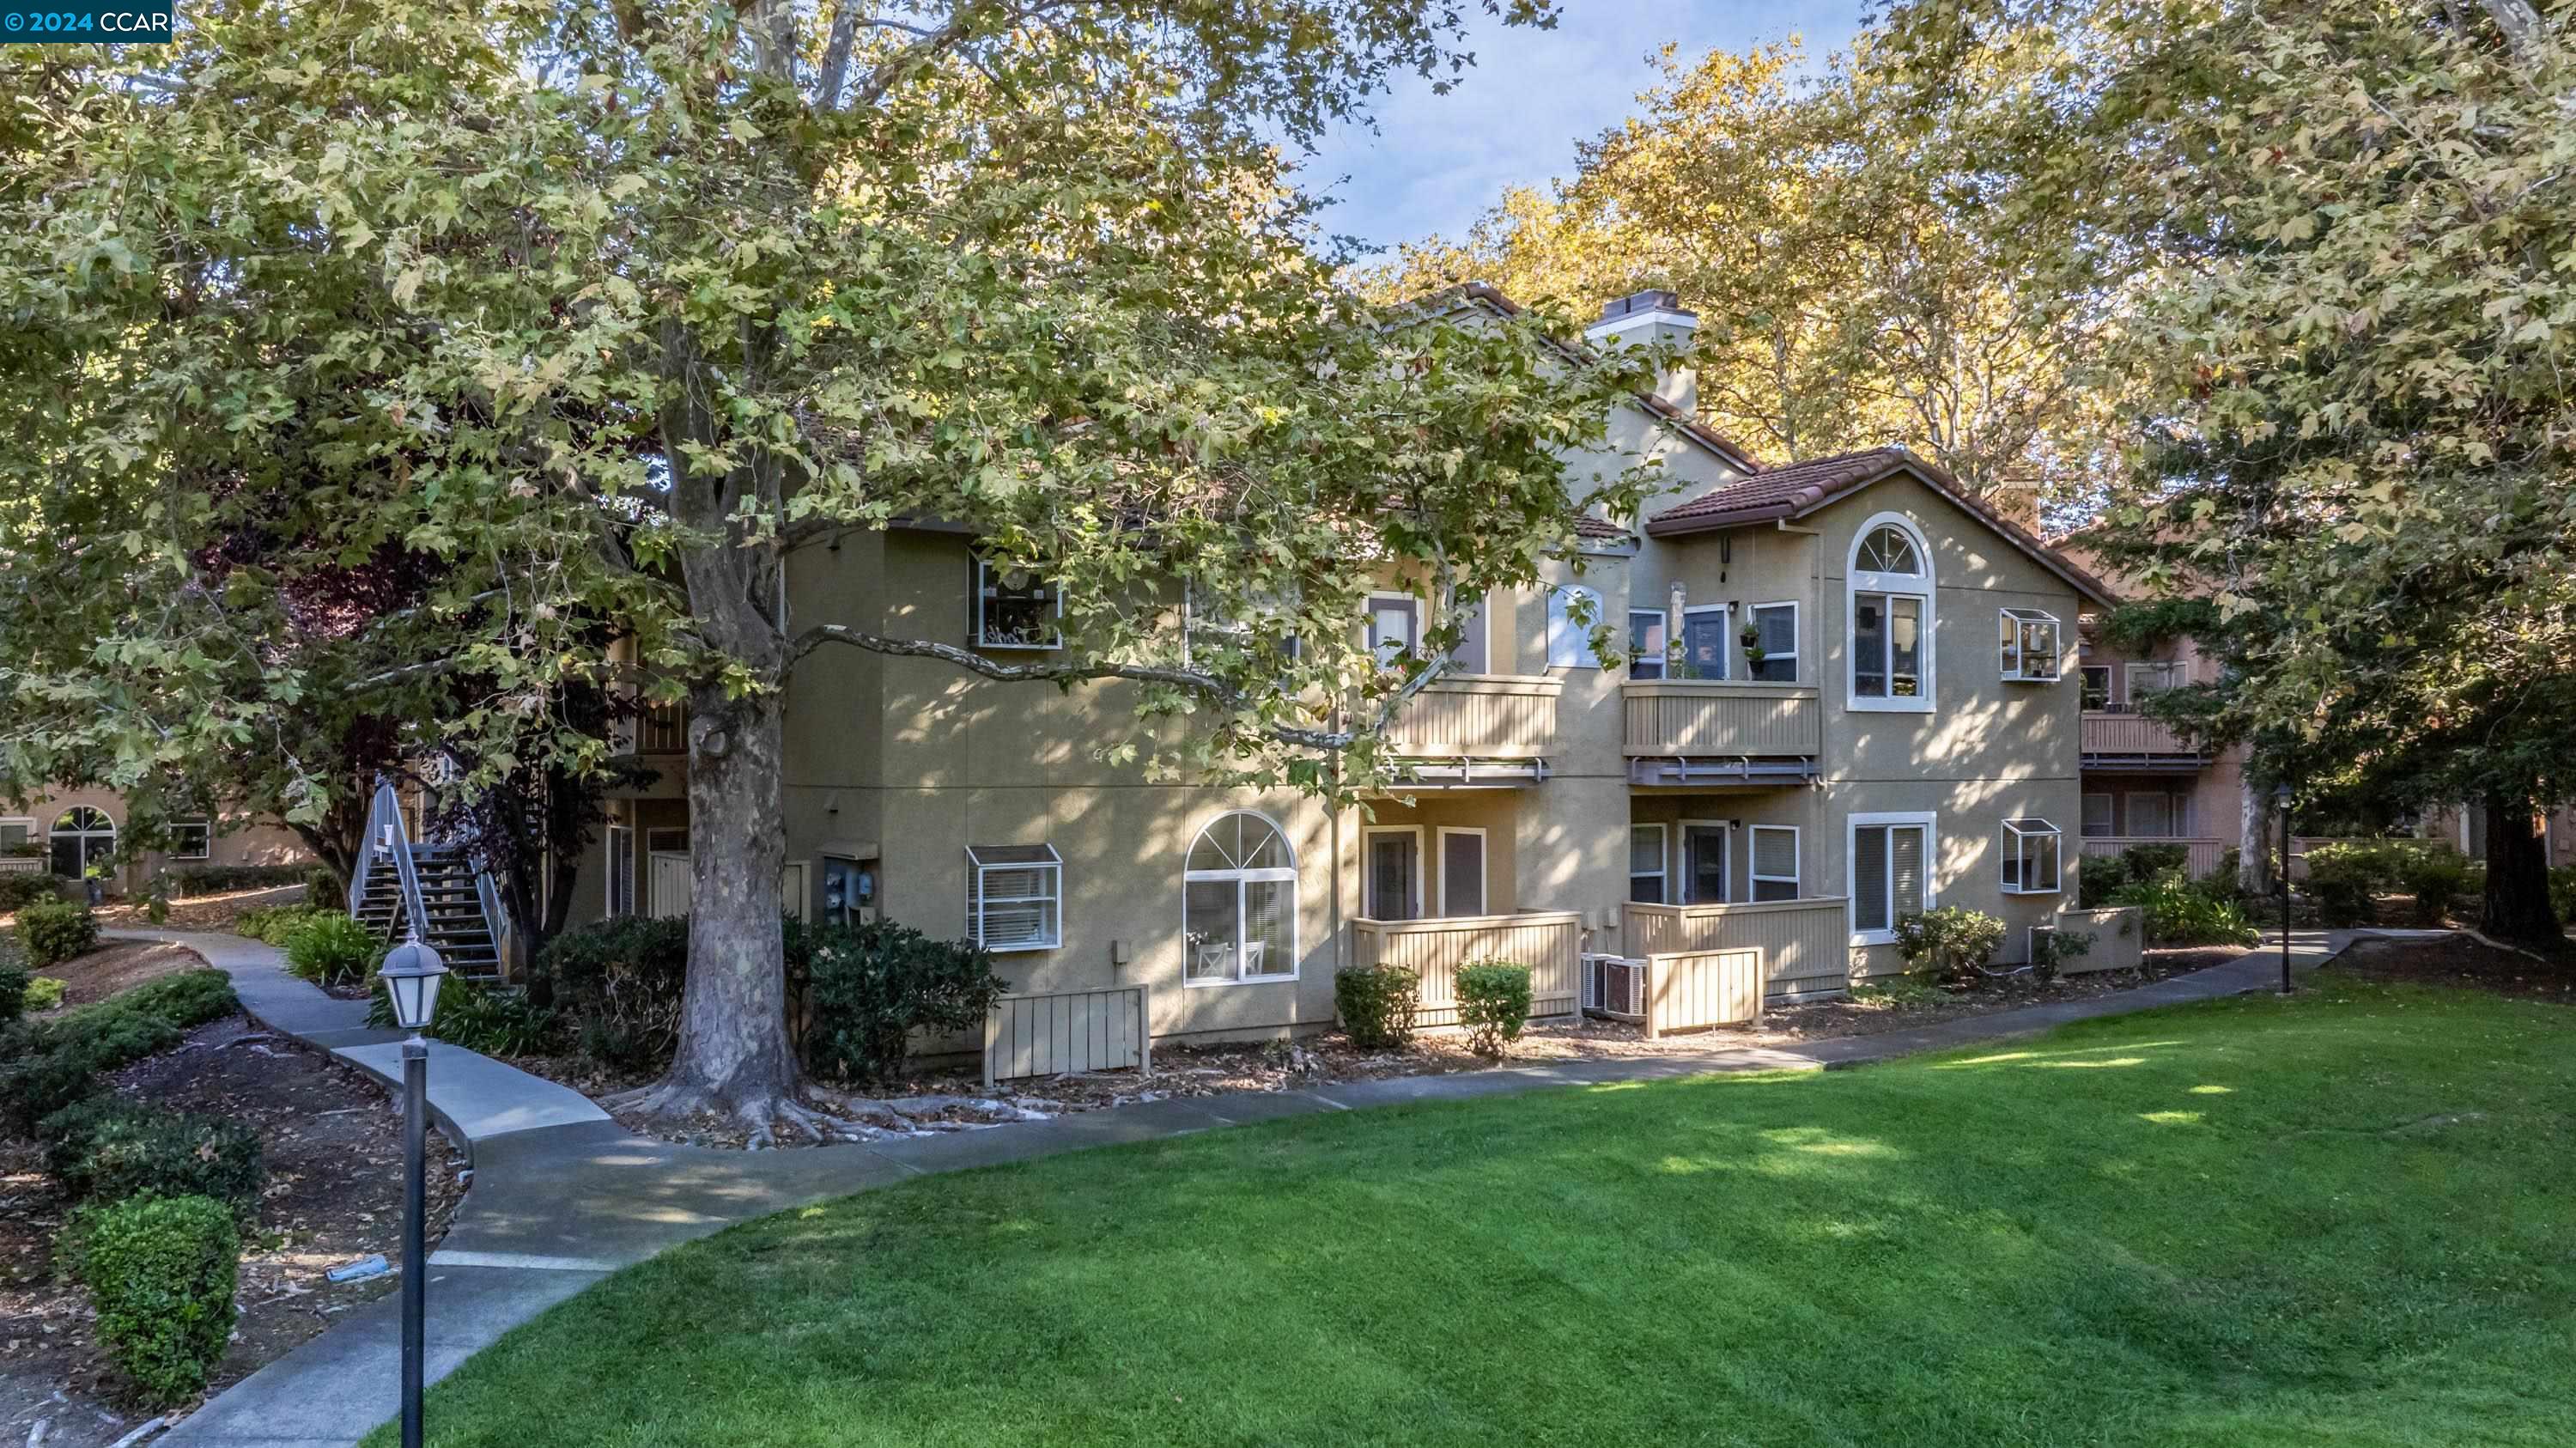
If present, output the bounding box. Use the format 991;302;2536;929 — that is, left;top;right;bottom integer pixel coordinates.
0;788;307;895
577;289;2126;1045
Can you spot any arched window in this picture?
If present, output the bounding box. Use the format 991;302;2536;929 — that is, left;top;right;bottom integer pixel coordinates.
1183;812;1297;986
50;806;116;879
1848;514;1935;712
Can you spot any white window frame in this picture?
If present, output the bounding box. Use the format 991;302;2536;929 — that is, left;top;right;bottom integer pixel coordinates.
1748;601;1799;683
1997;607;2063;683
967;843;1064;952
1848;810;1938;946
1627;609;1669;679
1182;811;1299;985
2081;793;2114;838
2125;660;2184;705
975;558;1065;650
1749;824;1801;902
1361;824;1425;922
1435;826;1489;917
1546;584;1605;669
1679;603;1730;680
1846;514;1935;714
1627;822;1669;904
168;818;213;861
0;816;36;854
2001;818;2063;895
1365;591;1421;667
1679;818;1730;904
2080;665;2113;711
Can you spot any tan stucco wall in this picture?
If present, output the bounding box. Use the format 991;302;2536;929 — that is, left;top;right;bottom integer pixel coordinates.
1;787;308;896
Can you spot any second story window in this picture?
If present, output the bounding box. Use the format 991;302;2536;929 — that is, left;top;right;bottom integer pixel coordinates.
1848;518;1933;711
2127;660;2184;704
2081;665;2112;710
1998;608;2063;682
1366;593;1420;666
1627;610;1668;679
1678;604;1728;679
1546;585;1605;669
975;560;1062;649
1748;602;1798;683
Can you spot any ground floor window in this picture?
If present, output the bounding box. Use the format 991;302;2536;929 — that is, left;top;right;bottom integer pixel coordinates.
1750;825;1801;901
1363;827;1419;921
1850;812;1934;943
967;843;1063;952
1627;824;1668;903
605;824;634;917
2081;793;2114;837
50;806;115;879
168;819;212;861
1184;812;1297;984
2002;818;2062;894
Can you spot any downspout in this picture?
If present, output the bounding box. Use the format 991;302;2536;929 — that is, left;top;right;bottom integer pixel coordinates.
1776;518;1831;894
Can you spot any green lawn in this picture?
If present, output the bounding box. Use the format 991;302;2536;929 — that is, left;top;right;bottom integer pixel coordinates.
394;982;2576;1447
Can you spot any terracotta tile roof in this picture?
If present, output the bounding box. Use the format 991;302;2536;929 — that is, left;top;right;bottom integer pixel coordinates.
1646;445;2119;606
1571;514;1635;541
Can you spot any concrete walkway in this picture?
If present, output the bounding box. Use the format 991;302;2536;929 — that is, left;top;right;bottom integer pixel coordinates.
112;927;2351;1447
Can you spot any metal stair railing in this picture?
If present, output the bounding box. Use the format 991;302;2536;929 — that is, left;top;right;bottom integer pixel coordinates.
349;776;432;946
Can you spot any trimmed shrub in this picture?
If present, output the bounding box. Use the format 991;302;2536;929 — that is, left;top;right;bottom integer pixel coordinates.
2028;926;2094;984
535;915;690;1071
1455;960;1532;1059
21;901;101;968
0;970;240;1130
168;862;307;896
2390;843;2474;927
2300;843;2384;927
366;975;560;1056
1893;906;2008;985
27;976;66;1013
795;918;1011;1083
2120;843;2190;879
283;913;381;989
1334;965;1420;1051
0;873;60;912
76;1194;240;1406
234;903;336;946
303;867;343;903
0;962;27;1024
2111;869;2263;946
2077;853;2129;909
41;1098;265;1214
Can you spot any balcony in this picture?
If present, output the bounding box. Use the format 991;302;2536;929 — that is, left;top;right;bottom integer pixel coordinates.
2081;836;2227;878
1621;681;1820;788
2081;710;2205;770
1384;676;1561;786
1347;910;1581;1025
615;700;690;757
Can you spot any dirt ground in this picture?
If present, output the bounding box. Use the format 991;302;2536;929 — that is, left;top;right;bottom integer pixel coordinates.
93;884;311;934
2328;934;2576;1001
0;1015;463;1448
21;940;209;1010
530;946;2249;1150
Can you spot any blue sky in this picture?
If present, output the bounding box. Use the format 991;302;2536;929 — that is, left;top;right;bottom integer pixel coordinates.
1300;0;1865;255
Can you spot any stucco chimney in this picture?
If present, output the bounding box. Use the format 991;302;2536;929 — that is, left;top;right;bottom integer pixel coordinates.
1583;289;1698;419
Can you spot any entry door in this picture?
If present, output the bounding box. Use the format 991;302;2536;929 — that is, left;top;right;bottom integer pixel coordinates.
1365;831;1420;920
1683;824;1728;904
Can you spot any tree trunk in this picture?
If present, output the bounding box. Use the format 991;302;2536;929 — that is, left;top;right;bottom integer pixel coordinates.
2238;776;2269;896
629;684;803;1134
2480;788;2560;944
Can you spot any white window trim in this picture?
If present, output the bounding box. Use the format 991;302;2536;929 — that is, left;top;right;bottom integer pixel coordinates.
1627;608;1669;679
1678;818;1730;903
2081;792;2114;838
1365;590;1422;666
1846;513;1935;715
1848;810;1938;946
2001;818;2063;895
1435;826;1489;917
1361;824;1425;921
1182;810;1299;986
1750;824;1801;900
1749;600;1800;682
968;843;1064;953
169;818;212;861
1998;607;2063;683
0;816;35;849
1680;603;1730;680
1546;584;1605;669
1627;822;1669;904
975;558;1065;651
2124;660;2184;705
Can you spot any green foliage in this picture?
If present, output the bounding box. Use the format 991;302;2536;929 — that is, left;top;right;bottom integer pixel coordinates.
1334;965;1420;1051
2028;927;2094;984
2098;599;2221;654
2118;843;2189;881
0;873;61;912
366;975;559;1057
1847;976;1947;1007
41;1098;265;1214
19;901;100;968
0;970;241;1131
2300;843;2386;928
76;1194;240;1406
2110;871;2261;948
2390;844;2474;928
168;864;310;897
234;904;337;946
0;962;26;1024
534;916;691;1072
2551;866;2576;929
144;885;170;925
1892;906;2008;985
1455;961;1533;1059
2077;853;2129;909
304;867;345;903
283;913;381;989
795;919;1011;1085
27;976;66;1013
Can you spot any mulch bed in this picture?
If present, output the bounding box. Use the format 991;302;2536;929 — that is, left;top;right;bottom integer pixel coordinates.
2328;934;2576;1003
1;1015;465;1448
90;884;313;934
22;940;210;1010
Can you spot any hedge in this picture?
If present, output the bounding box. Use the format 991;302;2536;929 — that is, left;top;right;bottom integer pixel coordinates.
19;900;100;968
168;862;308;896
0;970;241;1130
41;1098;265;1214
76;1194;240;1405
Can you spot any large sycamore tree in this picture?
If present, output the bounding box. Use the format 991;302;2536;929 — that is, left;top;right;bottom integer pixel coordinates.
0;0;1656;1135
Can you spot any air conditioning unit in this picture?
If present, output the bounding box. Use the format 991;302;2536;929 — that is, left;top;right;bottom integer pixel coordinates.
1582;953;1646;1022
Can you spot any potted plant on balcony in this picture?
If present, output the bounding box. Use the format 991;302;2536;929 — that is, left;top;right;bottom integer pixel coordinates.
1739;621;1765;675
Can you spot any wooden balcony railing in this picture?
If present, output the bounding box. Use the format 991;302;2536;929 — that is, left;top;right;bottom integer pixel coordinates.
2080;836;2227;878
1347;910;1581;1025
2081;711;2202;761
1620;897;1850;999
1622;682;1821;757
1387;676;1561;759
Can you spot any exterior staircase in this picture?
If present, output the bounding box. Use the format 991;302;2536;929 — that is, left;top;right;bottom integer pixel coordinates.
348;776;516;986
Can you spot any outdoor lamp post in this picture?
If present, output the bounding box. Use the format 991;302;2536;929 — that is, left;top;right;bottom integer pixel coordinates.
377;929;447;1448
2274;783;2295;995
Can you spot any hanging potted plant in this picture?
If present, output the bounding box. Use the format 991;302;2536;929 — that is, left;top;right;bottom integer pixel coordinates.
1738;620;1765;672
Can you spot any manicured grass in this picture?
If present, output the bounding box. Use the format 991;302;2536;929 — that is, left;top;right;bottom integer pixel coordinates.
392;983;2576;1447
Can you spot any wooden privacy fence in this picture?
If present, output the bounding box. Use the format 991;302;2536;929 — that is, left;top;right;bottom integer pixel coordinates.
1641;948;1763;1037
982;985;1151;1088
1348;910;1582;1026
1622;897;1850;1000
2044;907;2144;974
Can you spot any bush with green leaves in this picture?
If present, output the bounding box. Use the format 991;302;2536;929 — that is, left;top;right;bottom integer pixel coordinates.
303;866;343;903
2077;854;2129;909
168;862;307;896
19;901;100;968
0;961;27;1024
795;918;1011;1083
0;970;240;1131
2300;843;2385;928
0;873;60;912
27;976;66;1013
76;1193;240;1406
2552;866;2576;928
1455;960;1533;1059
533;914;690;1071
366;975;560;1056
234;903;337;946
2028;927;2095;984
1892;906;2008;985
1334;964;1419;1050
2120;843;2190;880
2111;870;2263;946
283;912;382;989
2389;843;2474;927
41;1098;265;1214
